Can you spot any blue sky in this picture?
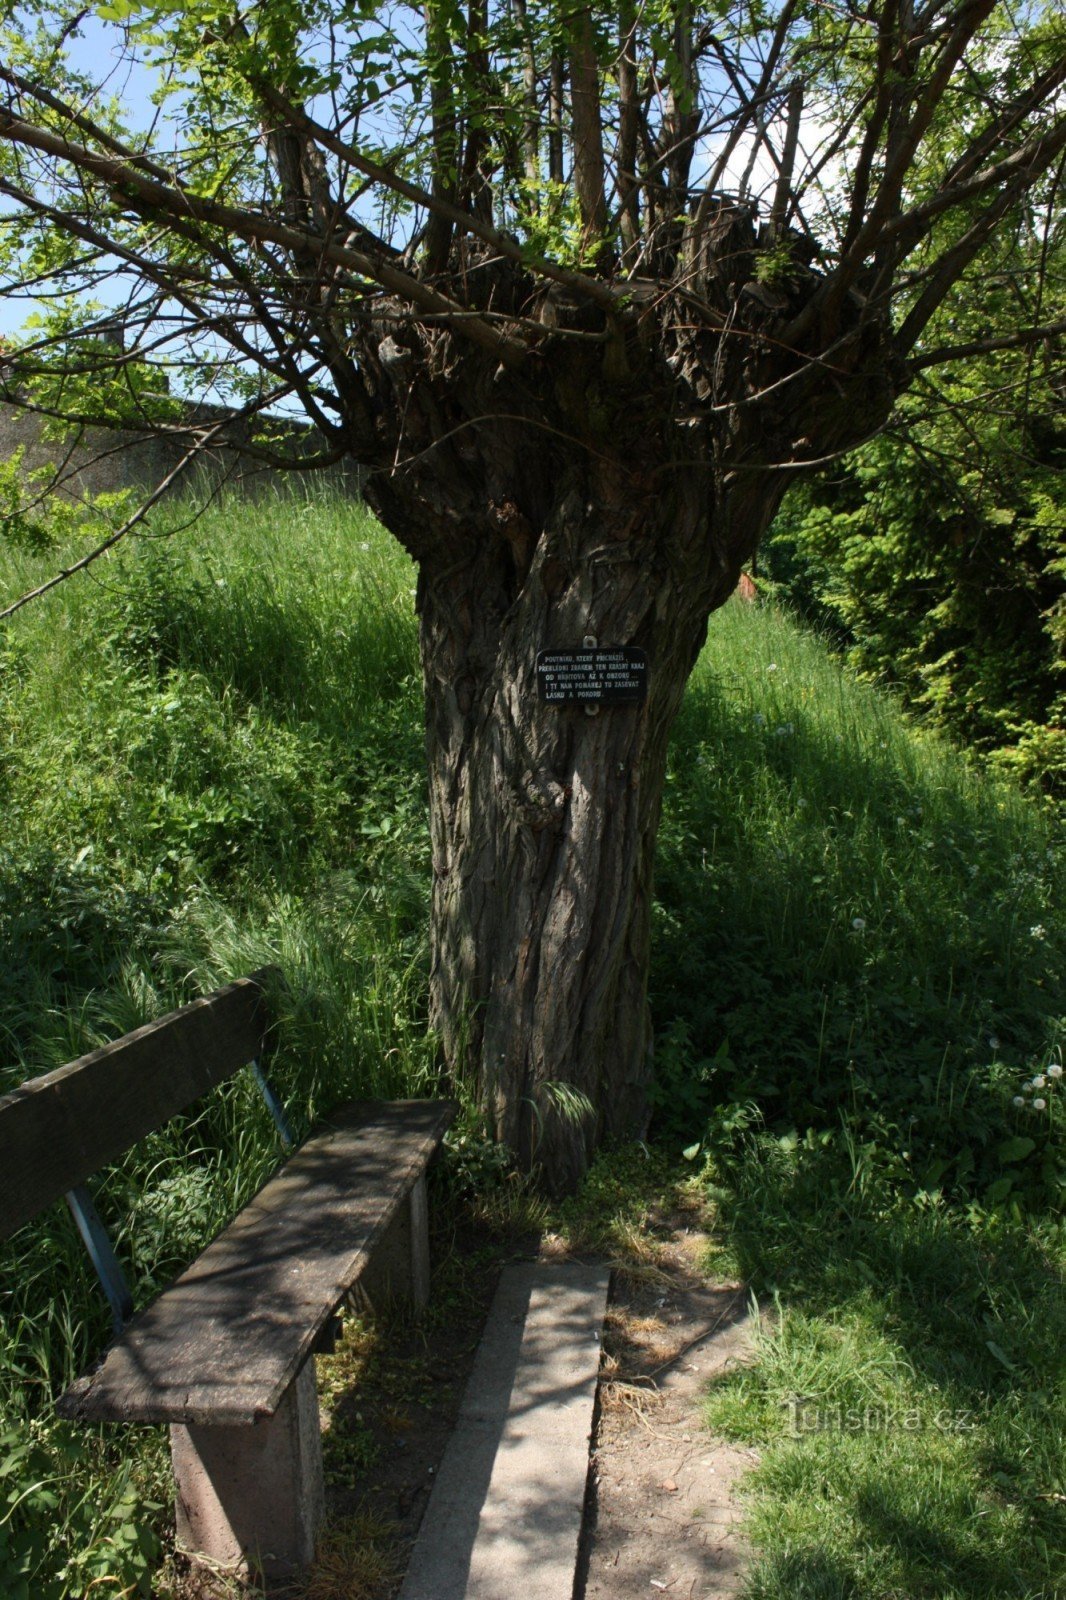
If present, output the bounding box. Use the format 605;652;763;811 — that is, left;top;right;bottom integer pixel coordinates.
1;12;173;340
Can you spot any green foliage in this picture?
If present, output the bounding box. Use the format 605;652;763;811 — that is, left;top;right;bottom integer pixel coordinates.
14;303;185;428
0;448;135;555
765;270;1065;807
0;494;1062;1592
440;1126;517;1197
0;451;59;553
0;1426;163;1600
651;600;1063;1211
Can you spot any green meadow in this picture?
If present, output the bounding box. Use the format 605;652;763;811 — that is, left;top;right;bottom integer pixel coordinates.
0;493;1061;1598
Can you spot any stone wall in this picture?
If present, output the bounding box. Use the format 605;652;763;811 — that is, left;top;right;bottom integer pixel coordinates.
0;399;364;503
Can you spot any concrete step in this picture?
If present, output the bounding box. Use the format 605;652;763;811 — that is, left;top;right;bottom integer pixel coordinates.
399;1260;611;1600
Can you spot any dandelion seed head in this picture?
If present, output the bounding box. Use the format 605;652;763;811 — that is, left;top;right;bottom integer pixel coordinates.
1048;1064;1063;1080
1012;1096;1025;1108
851;917;866;932
1033;1098;1047;1111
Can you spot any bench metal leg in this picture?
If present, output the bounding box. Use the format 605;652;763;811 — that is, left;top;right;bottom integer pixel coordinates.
171;1358;324;1581
361;1174;431;1312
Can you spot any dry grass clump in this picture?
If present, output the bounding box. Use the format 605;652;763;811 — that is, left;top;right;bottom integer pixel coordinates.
302;1511;400;1600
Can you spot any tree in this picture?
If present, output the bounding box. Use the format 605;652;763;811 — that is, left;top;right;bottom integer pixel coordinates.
0;0;1063;1189
765;202;1065;801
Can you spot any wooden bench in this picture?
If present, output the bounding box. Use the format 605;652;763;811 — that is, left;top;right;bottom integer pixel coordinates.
0;970;454;1583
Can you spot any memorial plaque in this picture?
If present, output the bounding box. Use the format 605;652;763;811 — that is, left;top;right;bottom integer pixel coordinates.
536;646;648;705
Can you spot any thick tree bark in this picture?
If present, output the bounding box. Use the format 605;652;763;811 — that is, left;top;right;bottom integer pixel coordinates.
4;0;1060;1200
418;472;739;1190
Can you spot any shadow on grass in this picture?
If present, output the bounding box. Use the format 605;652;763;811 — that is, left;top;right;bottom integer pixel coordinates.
705;1138;1065;1600
98;538;417;747
723;1141;1065;1403
744;1546;861;1600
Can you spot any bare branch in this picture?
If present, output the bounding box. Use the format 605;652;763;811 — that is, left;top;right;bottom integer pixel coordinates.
616;0;640;260
568;7;609;246
0;106;530;367
696;0;799;210
548;53;565;185
769;79;803;238
907;317;1066;371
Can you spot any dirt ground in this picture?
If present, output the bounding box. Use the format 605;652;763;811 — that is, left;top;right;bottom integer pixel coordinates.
166;1207;756;1600
579;1235;756;1600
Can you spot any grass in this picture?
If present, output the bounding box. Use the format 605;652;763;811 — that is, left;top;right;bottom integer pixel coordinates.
655;599;1062;1206
0;489;433;1598
699;1137;1065;1599
0;488;1062;1598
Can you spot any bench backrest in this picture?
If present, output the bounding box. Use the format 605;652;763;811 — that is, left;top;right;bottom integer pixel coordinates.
0;971;276;1240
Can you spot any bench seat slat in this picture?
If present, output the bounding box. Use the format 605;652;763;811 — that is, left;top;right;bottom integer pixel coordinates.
56;1099;454;1427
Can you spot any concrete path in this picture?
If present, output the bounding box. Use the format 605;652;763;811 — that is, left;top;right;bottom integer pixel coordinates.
398;1260;610;1600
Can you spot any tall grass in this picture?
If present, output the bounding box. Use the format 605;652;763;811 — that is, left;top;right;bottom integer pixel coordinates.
0;491;434;1596
653;600;1062;1204
0;489;1061;1597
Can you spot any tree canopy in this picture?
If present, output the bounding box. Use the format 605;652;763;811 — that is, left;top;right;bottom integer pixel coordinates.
1;0;1062;440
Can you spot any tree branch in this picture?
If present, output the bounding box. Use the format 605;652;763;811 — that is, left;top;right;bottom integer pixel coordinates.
880;103;1066;259
0;398;287;622
907;317;1066;372
253;84;620;307
616;0;640;259
0;107;530;368
896;115;1066;357
568;6;609;247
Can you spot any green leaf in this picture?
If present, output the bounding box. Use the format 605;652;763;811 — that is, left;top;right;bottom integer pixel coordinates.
997;1136;1036;1163
985;1339;1017;1373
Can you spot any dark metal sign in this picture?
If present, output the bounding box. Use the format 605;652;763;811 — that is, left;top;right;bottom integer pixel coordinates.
536;646;648;705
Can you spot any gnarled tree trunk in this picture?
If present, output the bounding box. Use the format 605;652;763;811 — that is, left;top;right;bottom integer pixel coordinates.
419;472;743;1190
356;242;894;1191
